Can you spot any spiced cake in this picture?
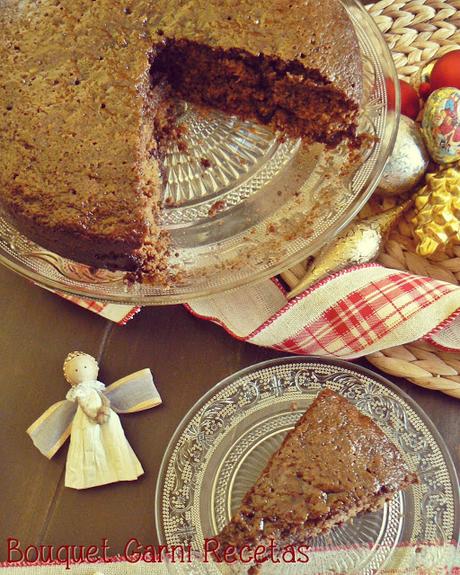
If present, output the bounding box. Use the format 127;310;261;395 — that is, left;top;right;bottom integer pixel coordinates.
216;389;418;564
0;0;363;275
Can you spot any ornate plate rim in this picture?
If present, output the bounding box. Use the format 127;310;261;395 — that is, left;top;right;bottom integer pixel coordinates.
154;356;460;571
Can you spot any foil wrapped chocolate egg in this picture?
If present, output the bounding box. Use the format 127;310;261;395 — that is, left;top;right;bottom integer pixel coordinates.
413;59;435;95
377;115;429;196
422;87;460;164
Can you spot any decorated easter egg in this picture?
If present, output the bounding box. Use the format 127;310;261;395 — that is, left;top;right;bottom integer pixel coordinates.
421;87;460;164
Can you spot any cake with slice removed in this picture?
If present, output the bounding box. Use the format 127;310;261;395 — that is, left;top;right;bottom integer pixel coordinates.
0;0;363;277
215;389;418;564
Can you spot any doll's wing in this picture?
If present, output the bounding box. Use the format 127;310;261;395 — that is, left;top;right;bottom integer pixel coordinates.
104;368;162;414
27;400;77;459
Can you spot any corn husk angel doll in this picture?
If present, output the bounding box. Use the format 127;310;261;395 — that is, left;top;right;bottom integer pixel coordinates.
27;352;162;489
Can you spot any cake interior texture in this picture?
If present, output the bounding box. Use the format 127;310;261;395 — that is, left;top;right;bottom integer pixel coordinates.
216;389;418;563
150;39;360;146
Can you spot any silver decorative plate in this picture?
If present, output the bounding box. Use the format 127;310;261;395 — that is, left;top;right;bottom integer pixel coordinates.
0;0;400;305
156;357;459;574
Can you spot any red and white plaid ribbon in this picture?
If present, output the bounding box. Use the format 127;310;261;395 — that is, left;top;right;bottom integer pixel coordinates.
55;291;141;325
58;264;460;359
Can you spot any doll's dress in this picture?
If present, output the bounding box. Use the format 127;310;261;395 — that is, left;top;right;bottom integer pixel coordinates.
65;380;143;489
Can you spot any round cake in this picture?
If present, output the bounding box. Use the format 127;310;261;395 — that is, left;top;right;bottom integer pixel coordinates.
0;0;363;278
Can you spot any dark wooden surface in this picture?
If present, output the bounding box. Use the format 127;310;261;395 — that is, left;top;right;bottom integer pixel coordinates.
0;263;458;559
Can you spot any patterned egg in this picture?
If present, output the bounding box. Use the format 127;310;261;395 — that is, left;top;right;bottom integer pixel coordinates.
422;87;460;164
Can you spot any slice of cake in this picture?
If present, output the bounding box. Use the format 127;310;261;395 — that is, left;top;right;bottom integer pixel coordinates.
215;389;418;564
0;0;363;275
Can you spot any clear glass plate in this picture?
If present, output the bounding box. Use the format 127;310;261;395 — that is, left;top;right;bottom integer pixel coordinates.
0;0;400;304
155;357;459;574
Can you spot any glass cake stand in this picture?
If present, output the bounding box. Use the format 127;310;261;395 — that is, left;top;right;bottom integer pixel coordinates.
0;0;400;305
155;357;459;575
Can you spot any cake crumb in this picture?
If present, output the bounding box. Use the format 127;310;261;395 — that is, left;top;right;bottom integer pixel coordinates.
177;140;188;153
200;157;211;169
208;200;225;217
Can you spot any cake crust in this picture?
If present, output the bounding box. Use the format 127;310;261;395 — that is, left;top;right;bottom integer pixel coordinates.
216;389;418;560
0;0;168;271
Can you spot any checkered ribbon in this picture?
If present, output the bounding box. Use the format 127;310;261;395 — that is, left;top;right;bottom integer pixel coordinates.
55;291;141;325
59;264;460;359
186;264;460;358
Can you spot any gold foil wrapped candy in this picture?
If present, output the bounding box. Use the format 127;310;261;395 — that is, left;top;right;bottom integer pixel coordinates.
287;203;408;299
413;166;460;256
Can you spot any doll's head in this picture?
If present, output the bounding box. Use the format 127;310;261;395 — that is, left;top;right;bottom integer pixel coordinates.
63;351;99;386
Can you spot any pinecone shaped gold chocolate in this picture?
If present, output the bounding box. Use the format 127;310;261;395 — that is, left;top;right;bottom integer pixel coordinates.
412;166;460;257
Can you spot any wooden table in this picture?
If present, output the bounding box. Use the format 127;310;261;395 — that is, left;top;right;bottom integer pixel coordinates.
0;263;458;560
